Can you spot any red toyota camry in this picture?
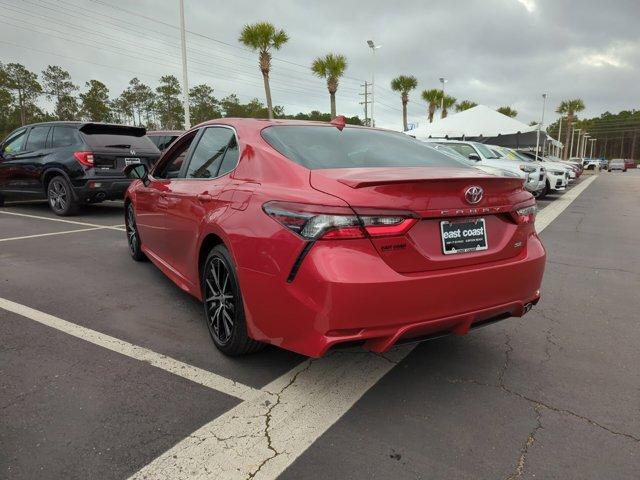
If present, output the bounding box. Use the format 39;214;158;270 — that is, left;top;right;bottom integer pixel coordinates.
124;118;546;357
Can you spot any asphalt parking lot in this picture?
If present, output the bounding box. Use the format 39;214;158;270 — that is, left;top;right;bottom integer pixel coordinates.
1;171;639;479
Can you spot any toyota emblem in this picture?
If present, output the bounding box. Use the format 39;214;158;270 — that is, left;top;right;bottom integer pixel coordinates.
464;186;483;204
130;148;136;155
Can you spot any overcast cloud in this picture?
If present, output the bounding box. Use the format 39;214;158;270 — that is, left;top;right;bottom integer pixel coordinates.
1;0;639;130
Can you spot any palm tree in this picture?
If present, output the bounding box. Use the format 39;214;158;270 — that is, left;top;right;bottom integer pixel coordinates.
421;89;442;123
456;100;477;112
239;22;288;119
441;95;456;118
556;99;585;159
311;54;347;118
390;75;418;131
497;106;518;118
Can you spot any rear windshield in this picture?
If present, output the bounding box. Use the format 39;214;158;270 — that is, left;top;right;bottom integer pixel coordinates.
262;126;470;170
82;133;157;150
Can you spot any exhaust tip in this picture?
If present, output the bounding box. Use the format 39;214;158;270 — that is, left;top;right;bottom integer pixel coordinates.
523;302;534;314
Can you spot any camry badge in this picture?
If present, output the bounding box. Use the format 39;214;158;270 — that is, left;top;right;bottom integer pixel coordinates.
464;186;483;204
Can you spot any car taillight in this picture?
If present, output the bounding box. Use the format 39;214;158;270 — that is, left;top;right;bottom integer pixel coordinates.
263;201;417;241
74;151;94;168
511;204;537;224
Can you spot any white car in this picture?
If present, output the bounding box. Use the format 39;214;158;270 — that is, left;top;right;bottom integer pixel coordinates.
493;147;570;196
428;144;522;179
422;139;546;197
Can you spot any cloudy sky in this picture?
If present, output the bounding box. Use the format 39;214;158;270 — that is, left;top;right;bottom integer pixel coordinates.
1;0;638;130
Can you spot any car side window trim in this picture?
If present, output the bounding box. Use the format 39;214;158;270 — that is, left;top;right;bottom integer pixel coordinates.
2;128;27;155
177;125;240;181
149;130;198;180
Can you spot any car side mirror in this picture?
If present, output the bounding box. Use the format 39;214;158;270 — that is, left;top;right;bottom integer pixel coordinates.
124;163;149;185
468;153;481;161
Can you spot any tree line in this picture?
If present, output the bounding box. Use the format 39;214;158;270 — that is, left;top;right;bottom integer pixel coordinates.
0;61;363;137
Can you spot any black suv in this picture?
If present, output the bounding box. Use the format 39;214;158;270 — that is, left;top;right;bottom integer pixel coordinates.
0;122;160;215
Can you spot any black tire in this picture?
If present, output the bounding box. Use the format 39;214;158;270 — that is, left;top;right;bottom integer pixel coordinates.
47;175;79;216
202;245;264;356
125;203;147;261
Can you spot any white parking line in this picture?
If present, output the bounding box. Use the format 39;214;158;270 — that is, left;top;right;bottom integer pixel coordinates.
0;227;106;243
0;297;259;402
129;175;600;479
535;175;597;232
0;210;125;231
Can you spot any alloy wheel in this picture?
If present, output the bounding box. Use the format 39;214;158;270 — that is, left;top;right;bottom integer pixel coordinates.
126;205;138;255
204;256;235;345
48;179;68;212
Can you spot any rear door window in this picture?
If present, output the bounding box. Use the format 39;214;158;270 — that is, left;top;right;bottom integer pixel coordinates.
185;127;237;179
25;125;51;151
51;126;81;148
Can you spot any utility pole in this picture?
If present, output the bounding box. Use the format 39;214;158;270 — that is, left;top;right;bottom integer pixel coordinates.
359;81;371;126
179;0;191;129
367;40;381;127
535;93;547;160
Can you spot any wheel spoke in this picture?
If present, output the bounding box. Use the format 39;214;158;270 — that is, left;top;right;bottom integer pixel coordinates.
222;309;232;339
206;279;218;296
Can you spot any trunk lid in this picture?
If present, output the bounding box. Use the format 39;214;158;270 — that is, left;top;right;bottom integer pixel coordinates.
79;123;160;176
310;167;532;273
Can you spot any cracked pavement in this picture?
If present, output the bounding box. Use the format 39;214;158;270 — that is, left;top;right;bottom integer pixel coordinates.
280;172;640;479
1;172;639;480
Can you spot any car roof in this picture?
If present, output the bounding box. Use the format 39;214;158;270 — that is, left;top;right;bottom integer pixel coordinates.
147;130;184;136
18;121;83;129
192;117;375;130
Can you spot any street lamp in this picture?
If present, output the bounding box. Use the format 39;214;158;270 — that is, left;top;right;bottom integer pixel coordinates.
582;134;590;157
571;128;581;158
367;40;382;127
535;93;547;161
439;77;447;113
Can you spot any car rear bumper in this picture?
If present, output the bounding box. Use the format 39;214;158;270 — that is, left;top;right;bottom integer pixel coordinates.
241;234;546;357
71;177;132;202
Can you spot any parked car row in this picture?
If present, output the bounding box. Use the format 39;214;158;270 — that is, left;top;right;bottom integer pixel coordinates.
1;119;547;358
416;139;580;199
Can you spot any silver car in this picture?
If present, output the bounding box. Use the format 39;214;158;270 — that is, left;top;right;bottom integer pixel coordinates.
608;159;626;172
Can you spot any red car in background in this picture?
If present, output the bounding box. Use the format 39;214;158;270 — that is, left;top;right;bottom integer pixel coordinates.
124;118;546;357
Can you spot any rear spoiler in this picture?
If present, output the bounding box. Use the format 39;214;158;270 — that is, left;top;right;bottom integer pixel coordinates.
79;123;146;137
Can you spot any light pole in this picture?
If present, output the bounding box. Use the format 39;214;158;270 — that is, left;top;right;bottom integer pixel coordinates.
589;138;596;158
557;117;562;157
582;134;590;157
535;93;547;161
367;40;381;127
439;77;447;114
179;0;190;129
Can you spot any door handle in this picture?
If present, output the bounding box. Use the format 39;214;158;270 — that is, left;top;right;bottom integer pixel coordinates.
197;193;214;202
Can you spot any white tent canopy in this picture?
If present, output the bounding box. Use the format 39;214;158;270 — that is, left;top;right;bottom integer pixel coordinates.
405;104;537;139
